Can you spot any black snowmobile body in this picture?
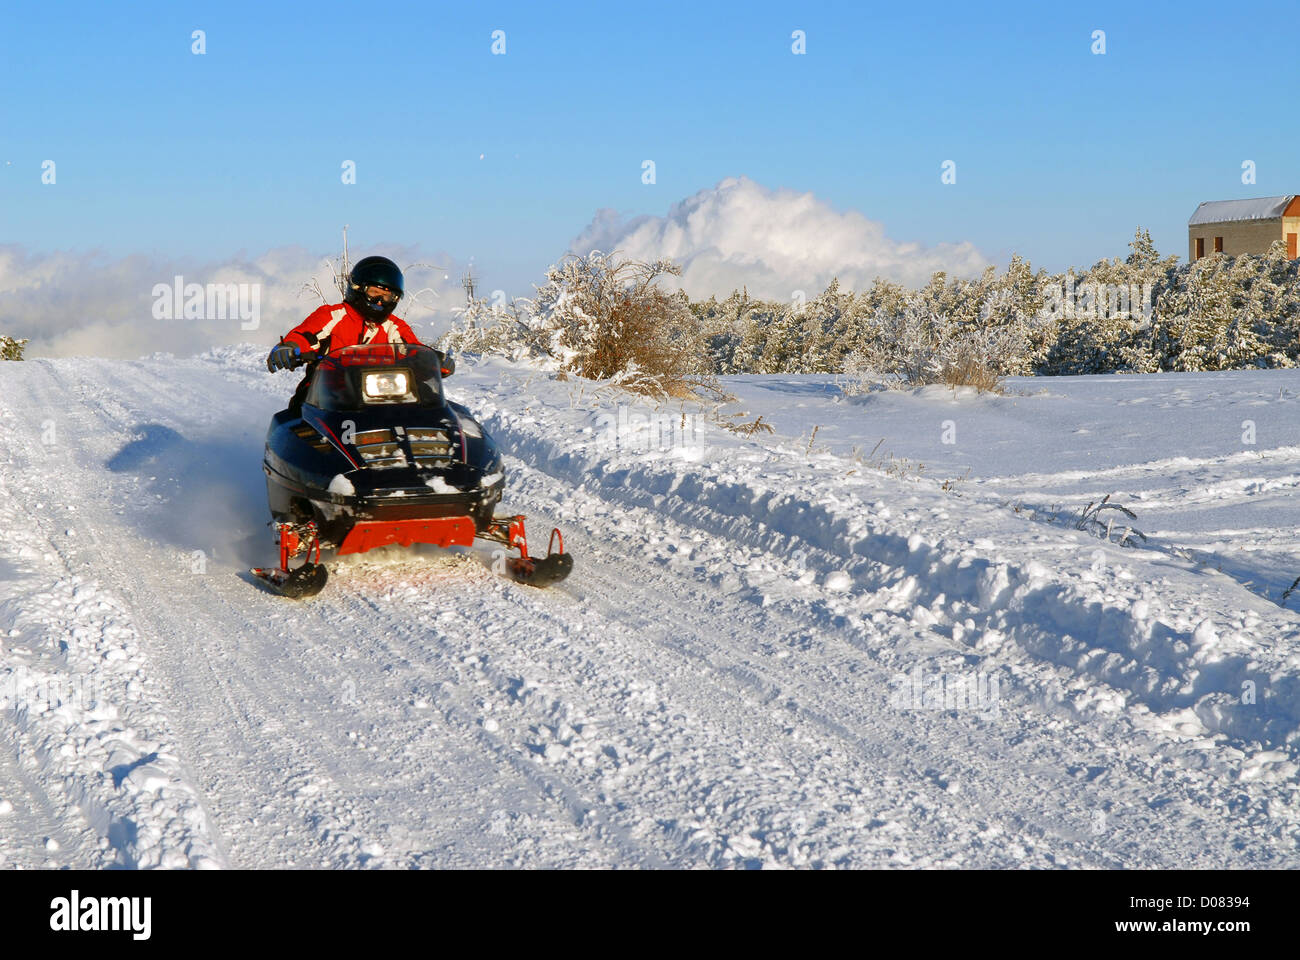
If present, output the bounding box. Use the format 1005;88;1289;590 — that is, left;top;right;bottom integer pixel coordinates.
253;343;571;596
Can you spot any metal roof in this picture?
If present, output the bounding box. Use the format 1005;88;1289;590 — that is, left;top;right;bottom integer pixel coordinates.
1188;196;1296;226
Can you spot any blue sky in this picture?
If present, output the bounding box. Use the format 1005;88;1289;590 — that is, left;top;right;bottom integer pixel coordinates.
3;0;1297;295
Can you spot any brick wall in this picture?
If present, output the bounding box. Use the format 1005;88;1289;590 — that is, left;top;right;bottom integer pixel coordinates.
1188;218;1283;261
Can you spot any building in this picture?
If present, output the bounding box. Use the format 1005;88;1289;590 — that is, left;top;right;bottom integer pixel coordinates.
1188;196;1300;261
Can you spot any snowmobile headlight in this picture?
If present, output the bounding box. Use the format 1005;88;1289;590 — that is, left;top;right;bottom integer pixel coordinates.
362;370;411;400
458;416;483;439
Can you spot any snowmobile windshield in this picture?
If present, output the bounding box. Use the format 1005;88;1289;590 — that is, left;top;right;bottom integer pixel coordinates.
305;344;445;412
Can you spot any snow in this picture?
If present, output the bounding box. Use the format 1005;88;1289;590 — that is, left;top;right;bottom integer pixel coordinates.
0;347;1298;868
425;477;463;494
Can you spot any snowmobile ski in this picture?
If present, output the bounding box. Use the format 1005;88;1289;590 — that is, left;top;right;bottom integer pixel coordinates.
480;517;574;587
251;521;330;598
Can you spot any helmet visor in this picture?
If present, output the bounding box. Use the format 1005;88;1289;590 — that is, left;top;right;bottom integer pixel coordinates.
363;283;401;304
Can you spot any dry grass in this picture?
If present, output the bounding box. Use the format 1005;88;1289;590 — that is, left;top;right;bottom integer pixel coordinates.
719;413;775;437
936;356;1005;393
843;438;928;480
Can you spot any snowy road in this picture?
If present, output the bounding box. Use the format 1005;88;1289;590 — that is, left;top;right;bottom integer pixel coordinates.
2;350;1299;868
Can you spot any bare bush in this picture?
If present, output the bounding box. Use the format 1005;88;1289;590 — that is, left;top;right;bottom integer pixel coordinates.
442;251;717;400
1072;494;1147;547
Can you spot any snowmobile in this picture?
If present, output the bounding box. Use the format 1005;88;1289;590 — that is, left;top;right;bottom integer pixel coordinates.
251;342;572;597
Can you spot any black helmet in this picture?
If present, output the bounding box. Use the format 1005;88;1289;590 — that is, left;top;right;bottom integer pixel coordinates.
345;255;405;321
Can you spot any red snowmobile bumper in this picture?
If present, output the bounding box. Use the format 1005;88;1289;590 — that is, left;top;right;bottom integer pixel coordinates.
336;516;477;555
252;515;572;597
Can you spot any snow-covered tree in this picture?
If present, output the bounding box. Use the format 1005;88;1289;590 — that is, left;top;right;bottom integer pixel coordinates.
446;228;1300;383
441;251;714;399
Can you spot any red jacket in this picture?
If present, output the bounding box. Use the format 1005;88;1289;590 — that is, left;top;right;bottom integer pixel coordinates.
283;302;423;357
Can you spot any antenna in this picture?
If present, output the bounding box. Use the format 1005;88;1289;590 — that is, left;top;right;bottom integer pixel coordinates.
339;224;351;296
461;266;478;304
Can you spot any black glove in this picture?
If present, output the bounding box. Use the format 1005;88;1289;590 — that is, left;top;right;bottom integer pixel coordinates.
267;342;300;372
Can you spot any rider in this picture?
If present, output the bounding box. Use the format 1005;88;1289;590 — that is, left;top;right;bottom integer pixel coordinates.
267;255;425;414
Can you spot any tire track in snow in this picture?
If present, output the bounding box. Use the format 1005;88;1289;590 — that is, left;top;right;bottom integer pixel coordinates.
315;575;669;867
5;359;644;867
498;459;1299;868
474;396;1300;754
0;734;101;868
5;352;1297;868
0;381;225;868
326;456;1222;868
467;400;1300;863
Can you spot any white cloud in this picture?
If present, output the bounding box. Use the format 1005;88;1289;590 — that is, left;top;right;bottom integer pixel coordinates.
2;178;991;358
569;176;990;299
0;244;464;359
